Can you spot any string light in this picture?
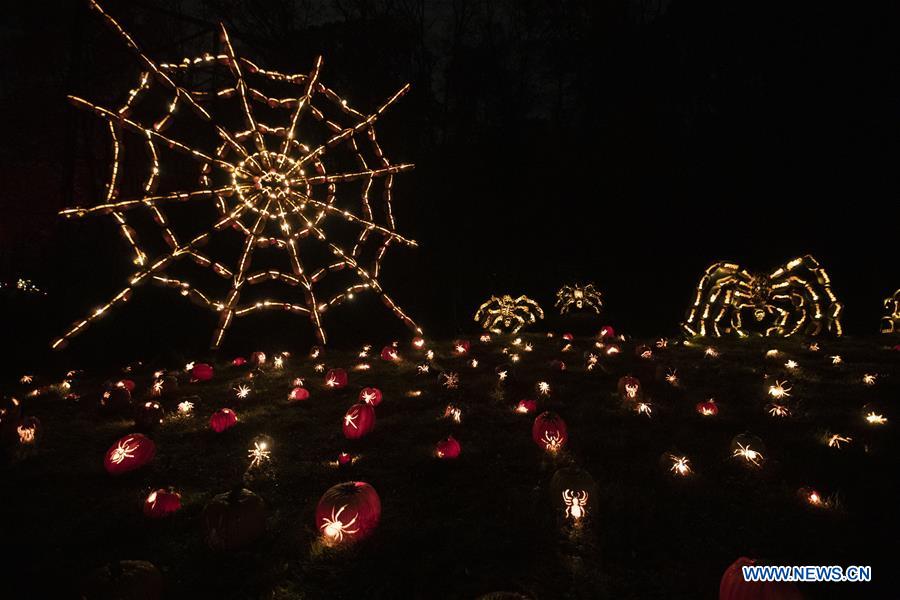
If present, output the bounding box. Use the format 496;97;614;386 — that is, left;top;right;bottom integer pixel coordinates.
555;283;602;315
882;289;900;333
51;1;423;351
474;294;544;334
682;255;843;337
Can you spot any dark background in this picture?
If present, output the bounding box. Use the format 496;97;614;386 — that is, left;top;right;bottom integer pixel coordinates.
1;0;898;368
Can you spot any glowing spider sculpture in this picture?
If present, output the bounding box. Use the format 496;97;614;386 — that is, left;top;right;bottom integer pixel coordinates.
881;289;900;334
474;294;544;334
555;283;603;315
682;255;843;338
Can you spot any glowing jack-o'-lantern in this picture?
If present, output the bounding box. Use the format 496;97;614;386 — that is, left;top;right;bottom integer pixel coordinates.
104;433;156;475
202;488;266;551
16;416;42;446
380;345;400;361
250;351;267;366
435;435;461;459
210;408;238;433
288;387;310;402
359;387;383;406
324;368;348;389
135;401;164;430
343;403;376;439
100;385;132;413
144;488;181;519
117;379;136;393
730;433;766;468
696;399;719;417
231;356;247;366
532;411;568;454
599;325;615;339
315;481;381;546
617;375;642;401
516;399;537;414
550;467;596;524
720;557;803;600
453;339;471;354
190;363;214;382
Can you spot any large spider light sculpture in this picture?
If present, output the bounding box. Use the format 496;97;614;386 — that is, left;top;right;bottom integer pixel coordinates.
682;255;843;338
474;294;544;334
881;289;900;334
555;283;603;315
51;1;422;350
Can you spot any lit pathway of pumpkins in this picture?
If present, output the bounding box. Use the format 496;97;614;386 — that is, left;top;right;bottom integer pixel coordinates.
3;331;896;597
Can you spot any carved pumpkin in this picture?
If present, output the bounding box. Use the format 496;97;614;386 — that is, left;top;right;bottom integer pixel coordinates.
324;368;348;389
599;325;615;339
288;387;310;402
190;363;214;382
202;488;266;551
153;375;179;397
359;387;382;406
81;560;163;600
550;359;566;371
562;332;574;341
104;433;156;475
532;411;568;453
412;336;426;350
516;399;538;414
117;379;136;393
232;356;247;366
16;416;42;446
617;375;642;401
315;481;381;546
210;408;238;433
100;385;132;413
696;399;719;417
719;557;803;599
250;351;267;366
550;467;597;523
342;403;375;439
453;339;471;354
144;488;181;519
134;401;164;430
435;435;461;459
380;345;400;361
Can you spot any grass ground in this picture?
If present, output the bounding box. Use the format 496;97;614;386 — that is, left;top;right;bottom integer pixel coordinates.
1;333;897;599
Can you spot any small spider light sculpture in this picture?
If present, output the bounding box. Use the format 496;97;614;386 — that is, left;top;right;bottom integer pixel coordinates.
682;255;843;337
474;294;544;334
555;283;603;315
882;289;900;333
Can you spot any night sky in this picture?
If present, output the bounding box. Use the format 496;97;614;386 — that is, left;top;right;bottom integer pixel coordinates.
2;0;898;361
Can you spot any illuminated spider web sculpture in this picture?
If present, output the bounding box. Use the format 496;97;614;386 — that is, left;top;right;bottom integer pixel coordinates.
52;1;422;350
682;254;843;338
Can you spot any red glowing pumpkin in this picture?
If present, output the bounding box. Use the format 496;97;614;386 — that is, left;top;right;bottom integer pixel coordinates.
359;387;382;406
104;433;156;475
143;488;182;519
532;411;568;453
617;375;642;401
210;408;238;433
453;339;471;354
324;368;348;389
719;557;803;600
288;387;310;402
599;325;615;339
516;399;538;414
696;399;719;417
202;488;266;551
435;435;461;459
118;379;136;393
562;332;574;341
190;363;214;382
380;345;400;361
315;481;381;546
342;403;376;439
412;336;426;350
338;451;353;466
232;356;247;366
